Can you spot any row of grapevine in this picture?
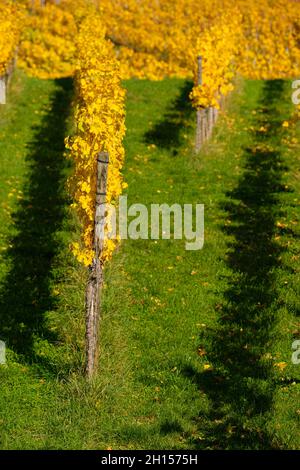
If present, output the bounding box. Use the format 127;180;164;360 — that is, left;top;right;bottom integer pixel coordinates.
16;1;300;131
65;8;126;376
96;0;300;147
99;0;300;80
12;1;300;106
3;0;300;376
18;0;93;79
65;12;126;267
191;9;243;149
0;1;24;103
0;0;127;377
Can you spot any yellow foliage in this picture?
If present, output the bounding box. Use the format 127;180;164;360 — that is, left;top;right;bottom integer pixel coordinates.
0;1;24;76
15;0;300;106
98;0;300;107
5;0;300;267
190;10;243;109
66;11;126;266
18;0;92;79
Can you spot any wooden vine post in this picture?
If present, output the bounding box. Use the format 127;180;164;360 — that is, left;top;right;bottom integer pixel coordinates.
0;58;16;105
195;55;204;153
0;77;5;105
207;107;212;138
85;151;109;378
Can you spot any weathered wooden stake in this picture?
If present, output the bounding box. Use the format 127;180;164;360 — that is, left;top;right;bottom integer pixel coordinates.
85;151;109;379
220;93;225;109
213;106;218;124
201;107;207;142
208;106;214;138
0;77;6;105
195;55;204;153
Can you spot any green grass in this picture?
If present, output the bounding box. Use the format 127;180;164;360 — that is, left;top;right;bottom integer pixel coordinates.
0;70;299;449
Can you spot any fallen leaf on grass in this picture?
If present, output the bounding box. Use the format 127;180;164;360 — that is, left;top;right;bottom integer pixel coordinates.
274;362;287;371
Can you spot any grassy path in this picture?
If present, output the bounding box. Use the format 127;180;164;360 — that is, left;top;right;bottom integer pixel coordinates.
0;72;299;449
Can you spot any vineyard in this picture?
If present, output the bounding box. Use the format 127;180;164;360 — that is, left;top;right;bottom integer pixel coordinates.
0;0;299;451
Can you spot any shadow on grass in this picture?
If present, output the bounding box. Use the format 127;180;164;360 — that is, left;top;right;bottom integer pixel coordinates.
183;80;292;449
0;78;73;370
144;80;193;154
